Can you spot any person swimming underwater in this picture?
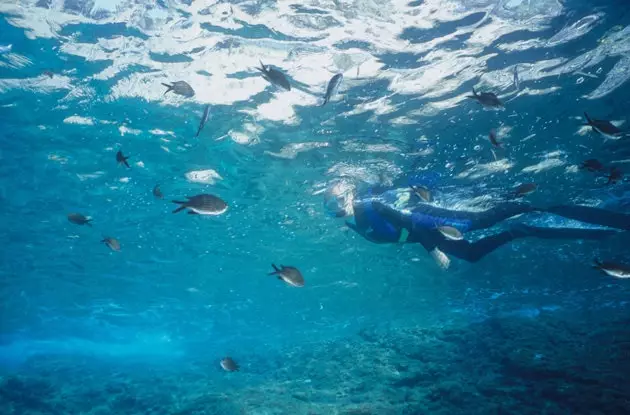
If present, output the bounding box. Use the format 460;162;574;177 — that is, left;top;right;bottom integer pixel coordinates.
324;181;629;268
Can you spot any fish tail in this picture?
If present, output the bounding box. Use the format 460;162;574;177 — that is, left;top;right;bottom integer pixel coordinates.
321;97;329;107
123;158;130;168
268;264;280;275
162;83;173;95
466;87;478;98
583;112;592;125
592;258;602;269
172;201;187;214
258;60;266;72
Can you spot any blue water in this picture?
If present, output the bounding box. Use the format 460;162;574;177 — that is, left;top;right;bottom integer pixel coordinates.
1;0;630;414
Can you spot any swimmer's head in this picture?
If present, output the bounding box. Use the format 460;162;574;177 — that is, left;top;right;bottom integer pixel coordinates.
323;181;355;218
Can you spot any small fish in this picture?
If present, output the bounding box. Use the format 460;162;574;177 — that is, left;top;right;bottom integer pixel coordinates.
583;112;624;138
195;105;211;137
268;264;304;287
410;185;431;202
162;81;195;98
101;237;121;252
220;357;240;372
579;159;605;172
489;129;502;148
514;183;537;197
67;213;92;226
172;194;228;215
153;184;163;199
437;226;463;241
322;73;343;106
513;65;520;90
606;167;623;185
593;259;630;279
466;88;503;108
0;44;11;54
116;150;130;168
43;71;54;79
256;60;291;91
429;248;450;270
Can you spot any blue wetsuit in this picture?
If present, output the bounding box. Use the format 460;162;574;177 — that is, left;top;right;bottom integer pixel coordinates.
343;187;628;263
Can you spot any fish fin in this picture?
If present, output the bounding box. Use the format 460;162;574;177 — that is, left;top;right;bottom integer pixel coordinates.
258;60;266;72
593;258;603;269
172;201;187;213
86;220;93;227
187;211;199;215
162;83;173;95
465;87;478;99
268;264;280;275
583;112;593;125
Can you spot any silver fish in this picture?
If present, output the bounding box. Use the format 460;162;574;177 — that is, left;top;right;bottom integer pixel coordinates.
172;194;228;215
513;65;520;90
437;226;463;241
256;61;291;91
466;88;503;108
593;259;630;279
0;44;11;54
162;81;195;98
220;357;239;372
102;237;121;252
68;213;92;226
410;185;431;202
269;264;304;287
195;105;211;137
322;73;343;106
430;248;450;270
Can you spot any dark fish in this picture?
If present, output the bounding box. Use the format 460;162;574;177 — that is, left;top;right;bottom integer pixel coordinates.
172;194;228;215
269;264;304;287
322;73;343;106
583;112;624;138
467;88;503;108
593;259;630;279
579;159;605;172
489;129;502;148
116;150;130;168
220;357;239;372
153;185;163;199
256;60;291;91
101;237;121;252
43;71;54;78
410;185;431;202
513;65;520;90
162;81;195;98
607;167;623;185
437;226;463;241
67;213;92;226
514;183;537;197
195;105;211;137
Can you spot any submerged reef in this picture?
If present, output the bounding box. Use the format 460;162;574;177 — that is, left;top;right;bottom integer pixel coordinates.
2;313;629;415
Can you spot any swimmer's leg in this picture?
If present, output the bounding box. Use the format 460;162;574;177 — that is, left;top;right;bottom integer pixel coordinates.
468;203;537;230
438;225;619;263
546;205;630;231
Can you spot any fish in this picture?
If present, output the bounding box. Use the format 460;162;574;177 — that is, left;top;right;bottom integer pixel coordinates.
322;73;343;106
256;60;291;91
437;226;463;241
606;167;623;185
220;357;240;372
0;44;11;54
513;183;537;197
195;105;211;137
513;65;520;90
162;81;195;98
429;248;450;270
116;150;130;168
101;237;121;252
489;129;502;148
466;88;503;108
153;184;163;199
579;159;605;172
410;185;431;202
583;112;624;138
67;213;92;226
172;194;228;215
43;71;54;78
593;259;630;279
268;264;304;287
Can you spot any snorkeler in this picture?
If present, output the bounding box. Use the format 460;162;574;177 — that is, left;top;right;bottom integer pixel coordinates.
324;183;629;266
